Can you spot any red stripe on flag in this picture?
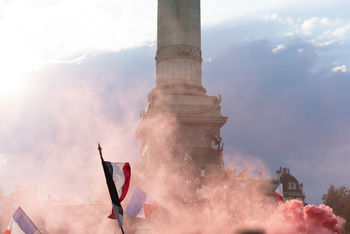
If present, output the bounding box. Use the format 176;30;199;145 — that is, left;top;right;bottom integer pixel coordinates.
4;229;11;234
120;163;131;202
108;208;116;219
144;203;158;217
274;192;284;202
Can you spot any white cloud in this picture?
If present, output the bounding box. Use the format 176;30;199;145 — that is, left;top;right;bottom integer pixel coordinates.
320;18;330;25
298;48;304;53
301;17;329;35
332;65;347;73
284;32;295;38
272;44;287;54
309;39;336;47
332;24;350;39
261;14;350;51
203;0;334;26
301;17;318;34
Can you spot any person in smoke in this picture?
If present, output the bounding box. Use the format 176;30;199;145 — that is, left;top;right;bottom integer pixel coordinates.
210;135;225;168
182;152;210;204
194;167;209;202
182;152;197;203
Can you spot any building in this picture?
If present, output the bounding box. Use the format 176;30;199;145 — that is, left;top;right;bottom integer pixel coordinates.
223;167;305;204
275;167;305;202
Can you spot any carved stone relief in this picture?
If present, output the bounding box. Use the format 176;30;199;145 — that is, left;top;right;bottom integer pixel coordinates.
156;44;202;63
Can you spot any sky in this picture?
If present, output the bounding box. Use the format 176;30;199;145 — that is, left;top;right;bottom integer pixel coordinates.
0;0;349;204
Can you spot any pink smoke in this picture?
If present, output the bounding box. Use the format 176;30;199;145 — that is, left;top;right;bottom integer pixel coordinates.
265;200;344;234
120;160;345;234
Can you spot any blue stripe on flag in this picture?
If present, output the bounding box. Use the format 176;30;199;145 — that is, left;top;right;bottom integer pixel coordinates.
13;207;38;234
125;188;147;217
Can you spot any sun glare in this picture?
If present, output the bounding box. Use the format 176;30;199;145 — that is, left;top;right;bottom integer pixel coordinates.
0;69;26;97
0;51;42;97
0;0;157;98
0;5;41;97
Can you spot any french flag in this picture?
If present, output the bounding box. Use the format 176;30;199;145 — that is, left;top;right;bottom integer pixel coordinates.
103;162;131;219
106;162;131;203
98;144;130;234
125;188;158;219
4;207;39;234
275;177;284;202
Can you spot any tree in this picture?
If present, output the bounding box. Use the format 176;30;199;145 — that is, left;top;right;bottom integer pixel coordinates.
322;185;350;233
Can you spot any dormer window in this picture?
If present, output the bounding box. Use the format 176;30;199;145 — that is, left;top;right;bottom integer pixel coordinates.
288;182;296;190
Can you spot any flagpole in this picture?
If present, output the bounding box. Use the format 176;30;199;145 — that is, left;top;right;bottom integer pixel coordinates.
114;225;124;234
98;143;104;162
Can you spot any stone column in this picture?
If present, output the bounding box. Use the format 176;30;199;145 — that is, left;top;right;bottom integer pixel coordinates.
156;0;202;87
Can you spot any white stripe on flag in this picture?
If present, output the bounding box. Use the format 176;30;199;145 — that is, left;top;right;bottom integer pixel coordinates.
111;163;126;199
136;205;146;219
7;217;26;234
275;184;283;196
